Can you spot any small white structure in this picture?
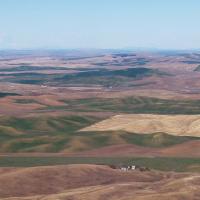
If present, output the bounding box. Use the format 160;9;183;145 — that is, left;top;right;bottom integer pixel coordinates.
131;165;136;170
120;165;137;171
118;164;150;172
121;167;128;171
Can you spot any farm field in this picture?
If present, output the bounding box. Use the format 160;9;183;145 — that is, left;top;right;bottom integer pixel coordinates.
0;156;200;172
0;50;200;199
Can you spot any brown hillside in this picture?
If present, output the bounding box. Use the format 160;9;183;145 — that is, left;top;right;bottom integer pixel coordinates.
0;165;199;200
75;140;200;157
0;164;163;198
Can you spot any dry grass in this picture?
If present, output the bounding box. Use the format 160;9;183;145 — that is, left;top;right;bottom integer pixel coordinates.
81;114;200;137
0;164;200;200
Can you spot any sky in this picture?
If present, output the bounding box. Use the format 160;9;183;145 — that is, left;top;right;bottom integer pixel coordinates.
0;0;200;50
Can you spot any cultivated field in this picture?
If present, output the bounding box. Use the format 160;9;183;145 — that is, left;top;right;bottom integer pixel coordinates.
81;114;200;137
0;50;200;199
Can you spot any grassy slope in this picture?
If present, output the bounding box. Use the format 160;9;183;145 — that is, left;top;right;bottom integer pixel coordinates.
57;96;200;114
0;67;167;86
1;96;200;153
0;156;199;172
0;115;103;152
0;92;20;98
0;115;199;153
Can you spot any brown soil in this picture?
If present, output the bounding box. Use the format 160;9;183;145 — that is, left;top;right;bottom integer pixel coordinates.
0;164;199;200
74;141;200;158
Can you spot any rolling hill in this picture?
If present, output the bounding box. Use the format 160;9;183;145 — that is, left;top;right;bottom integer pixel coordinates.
0;164;200;200
81;114;200;137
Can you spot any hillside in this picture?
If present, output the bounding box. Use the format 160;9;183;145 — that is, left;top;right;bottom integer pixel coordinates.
0;164;200;200
81;114;200;137
0;67;167;87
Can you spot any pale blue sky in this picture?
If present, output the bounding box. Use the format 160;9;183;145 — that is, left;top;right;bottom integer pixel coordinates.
0;0;199;49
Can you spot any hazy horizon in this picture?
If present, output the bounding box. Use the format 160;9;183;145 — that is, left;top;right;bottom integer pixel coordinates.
0;0;200;50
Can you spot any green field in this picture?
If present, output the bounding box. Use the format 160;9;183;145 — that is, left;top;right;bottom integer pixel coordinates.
0;115;104;152
0;156;199;172
0;113;199;153
0;67;167;87
53;96;200;114
1;95;200;153
0;92;20;98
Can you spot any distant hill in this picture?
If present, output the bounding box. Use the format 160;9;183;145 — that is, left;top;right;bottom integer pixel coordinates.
0;67;168;87
194;65;200;71
55;67;168;87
